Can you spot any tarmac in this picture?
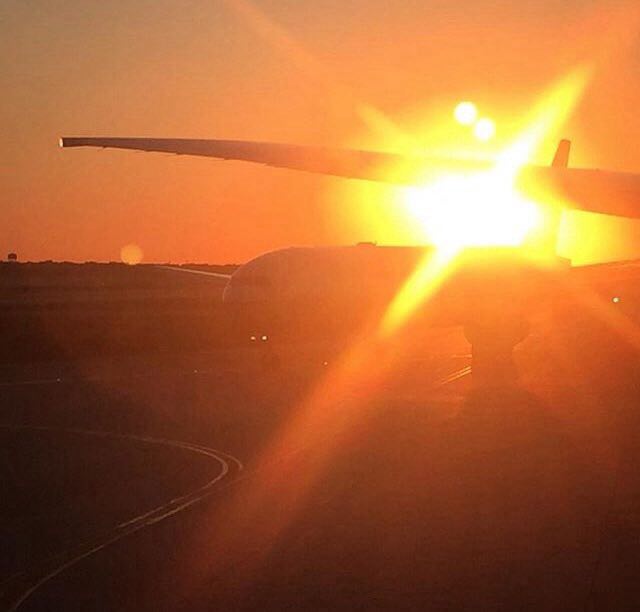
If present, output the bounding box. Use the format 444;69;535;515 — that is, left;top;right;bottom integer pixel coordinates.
1;323;639;610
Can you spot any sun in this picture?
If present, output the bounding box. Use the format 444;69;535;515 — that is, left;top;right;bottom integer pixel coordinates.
400;68;590;252
324;67;590;264
404;174;542;250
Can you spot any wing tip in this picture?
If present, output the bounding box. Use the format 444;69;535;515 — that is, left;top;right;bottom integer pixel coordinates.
59;137;77;148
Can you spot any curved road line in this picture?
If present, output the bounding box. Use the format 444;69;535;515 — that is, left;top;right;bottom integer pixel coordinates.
0;425;243;612
435;365;472;387
1;364;468;610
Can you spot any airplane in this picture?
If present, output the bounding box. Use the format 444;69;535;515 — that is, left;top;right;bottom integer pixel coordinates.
60;136;640;384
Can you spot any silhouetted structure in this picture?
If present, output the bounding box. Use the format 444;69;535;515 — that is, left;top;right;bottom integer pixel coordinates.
7;252;17;262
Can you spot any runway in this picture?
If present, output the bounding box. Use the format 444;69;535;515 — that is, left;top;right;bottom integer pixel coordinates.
0;352;471;611
1;426;243;611
2;338;640;610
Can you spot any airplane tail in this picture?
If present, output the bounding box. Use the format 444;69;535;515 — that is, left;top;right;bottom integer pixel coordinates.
547;139;570;254
552;139;571;169
525;139;569;259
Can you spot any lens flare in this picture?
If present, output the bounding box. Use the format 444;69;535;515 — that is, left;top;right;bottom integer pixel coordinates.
454;101;478;125
382;67;591;334
474;117;496;141
120;243;143;265
402;67;591;253
379;246;457;337
404;175;542;250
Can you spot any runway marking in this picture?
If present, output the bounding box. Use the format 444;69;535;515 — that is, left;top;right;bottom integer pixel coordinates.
0;353;472;389
0;378;64;388
0;425;242;611
1;361;469;608
0;368;228;388
435;365;472;387
157;264;233;279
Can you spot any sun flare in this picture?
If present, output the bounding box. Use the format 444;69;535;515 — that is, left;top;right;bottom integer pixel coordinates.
400;67;590;253
454;101;478;126
404;174;542;250
474;117;496;141
376;67;592;335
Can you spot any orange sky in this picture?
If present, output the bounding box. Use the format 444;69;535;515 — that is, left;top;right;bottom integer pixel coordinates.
2;0;640;264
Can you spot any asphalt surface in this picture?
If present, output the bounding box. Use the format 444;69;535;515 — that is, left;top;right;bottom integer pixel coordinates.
2;332;640;611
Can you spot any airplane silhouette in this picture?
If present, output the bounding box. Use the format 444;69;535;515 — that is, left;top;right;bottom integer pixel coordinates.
60;136;640;385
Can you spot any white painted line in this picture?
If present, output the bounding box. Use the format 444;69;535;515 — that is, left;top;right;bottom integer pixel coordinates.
157;265;232;279
435;365;472;388
0;378;63;388
1;425;242;611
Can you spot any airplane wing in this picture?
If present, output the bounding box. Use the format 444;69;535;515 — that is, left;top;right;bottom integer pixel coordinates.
566;258;640;313
59;137;492;184
520;166;640;219
571;258;640;281
60;137;640;219
158;265;233;279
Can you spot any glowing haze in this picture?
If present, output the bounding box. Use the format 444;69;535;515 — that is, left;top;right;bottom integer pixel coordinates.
1;0;640;263
403;68;590;251
380;68;591;336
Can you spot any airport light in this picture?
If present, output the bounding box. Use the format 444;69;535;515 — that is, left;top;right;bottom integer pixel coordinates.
613;296;621;304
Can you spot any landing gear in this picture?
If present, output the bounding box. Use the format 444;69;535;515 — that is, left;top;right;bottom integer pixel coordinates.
464;316;529;388
447;248;562;389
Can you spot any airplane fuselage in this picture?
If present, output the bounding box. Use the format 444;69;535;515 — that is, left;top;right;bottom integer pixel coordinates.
223;243;570;349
